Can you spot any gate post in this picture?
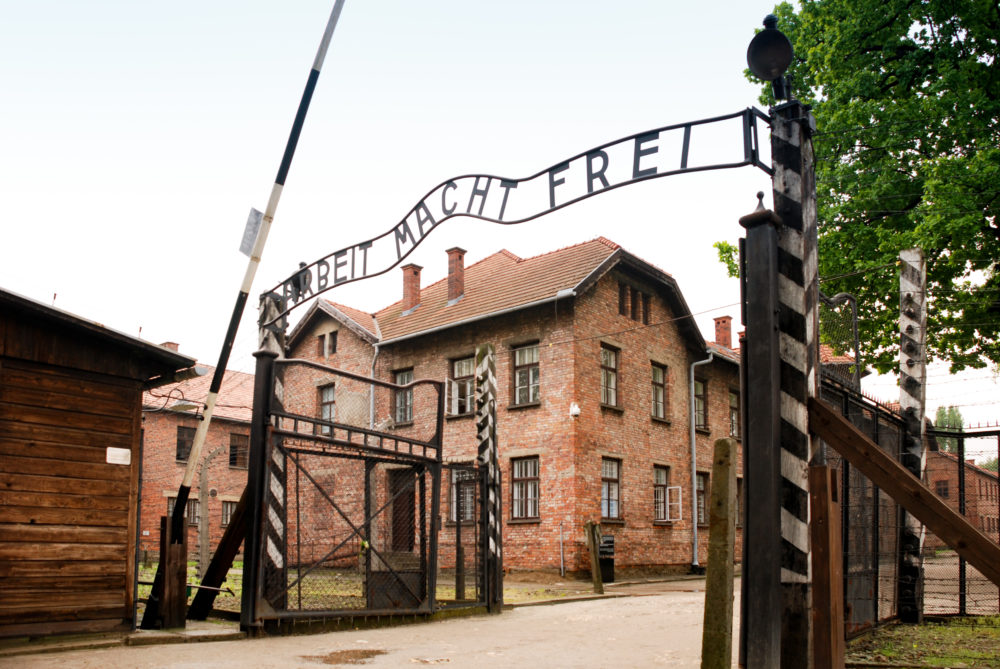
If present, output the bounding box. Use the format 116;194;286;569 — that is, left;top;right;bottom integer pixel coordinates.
475;343;503;613
241;293;286;631
739;202;783;668
898;248;927;623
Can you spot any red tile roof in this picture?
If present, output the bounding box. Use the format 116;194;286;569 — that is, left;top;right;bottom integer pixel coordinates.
376;237;622;342
142;365;254;422
820;343;855;365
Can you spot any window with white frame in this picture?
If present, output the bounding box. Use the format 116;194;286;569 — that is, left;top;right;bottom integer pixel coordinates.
600;345;619;407
696;472;709;525
176;426;195;462
229;433;249;469
513;344;540;405
601;457;621;519
651;363;668;419
449;468;476;522
654;465;682;522
394;369;413;423
694;379;708;431
729;390;740;439
221;500;237;527
512;456;540;520
167;497;199;526
447;356;475;415
318;384;335;435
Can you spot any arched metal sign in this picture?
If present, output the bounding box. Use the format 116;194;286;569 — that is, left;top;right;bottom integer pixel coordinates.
265;107;772;318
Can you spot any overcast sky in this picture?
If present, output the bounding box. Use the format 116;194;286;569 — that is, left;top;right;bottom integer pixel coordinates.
2;1;996;438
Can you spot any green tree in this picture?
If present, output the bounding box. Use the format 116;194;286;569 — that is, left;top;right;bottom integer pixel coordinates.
746;1;1000;373
980;456;998;473
933;405;964;453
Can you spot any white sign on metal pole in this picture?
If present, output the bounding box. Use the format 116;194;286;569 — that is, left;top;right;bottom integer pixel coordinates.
239;208;263;257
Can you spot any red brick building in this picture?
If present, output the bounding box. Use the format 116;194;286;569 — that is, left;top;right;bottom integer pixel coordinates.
139;356;253;564
925;450;1000;547
283;238;743;575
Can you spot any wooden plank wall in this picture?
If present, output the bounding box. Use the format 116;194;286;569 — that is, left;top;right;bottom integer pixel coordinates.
0;358;141;637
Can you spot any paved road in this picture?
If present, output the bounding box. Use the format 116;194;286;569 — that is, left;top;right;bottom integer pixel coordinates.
10;580;740;668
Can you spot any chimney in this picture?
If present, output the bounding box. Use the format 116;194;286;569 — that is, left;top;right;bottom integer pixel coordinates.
447;247;466;303
160;341;179;352
401;264;422;313
714;316;732;349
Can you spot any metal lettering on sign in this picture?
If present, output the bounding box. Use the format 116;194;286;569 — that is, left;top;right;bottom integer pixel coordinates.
264;108;771;320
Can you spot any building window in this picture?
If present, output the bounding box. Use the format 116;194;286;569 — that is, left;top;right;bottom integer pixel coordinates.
631;287;640;321
512;456;540;520
654;466;668;521
221;500;237;527
167;497;199;526
619;282;649;323
935;479;949;498
318;331;338;357
696;473;709;525
694;379;708;431
618;282;628;316
448;356;475;416
318;384;335;435
729;390;740;439
513;344;540;405
651;363;668;419
642;293;650;325
229;433;249;469
176;426;196;462
449;468;476;522
394;369;413;424
601;458;621;519
600;345;619;406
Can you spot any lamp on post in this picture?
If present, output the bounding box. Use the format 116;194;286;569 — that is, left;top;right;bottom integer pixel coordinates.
747;14;794;100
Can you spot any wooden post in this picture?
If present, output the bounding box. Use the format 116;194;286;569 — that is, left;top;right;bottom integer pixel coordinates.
701;438;736;669
160;515;188;628
809;465;845;669
585;520;604;595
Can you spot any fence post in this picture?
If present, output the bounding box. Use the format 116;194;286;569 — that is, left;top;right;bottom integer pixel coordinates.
701;438;736;669
809;465;845;669
475;343;503;613
898;248;927;623
585;520;604;595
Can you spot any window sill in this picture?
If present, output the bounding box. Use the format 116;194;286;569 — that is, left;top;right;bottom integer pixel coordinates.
444;520;476;527
508;517;541;525
601;518;625;525
651;416;671;425
695;427;711;435
653;520;677;527
600;404;624;414
394;421;414;428
507;401;541;411
445;413;474;421
229;465;248;471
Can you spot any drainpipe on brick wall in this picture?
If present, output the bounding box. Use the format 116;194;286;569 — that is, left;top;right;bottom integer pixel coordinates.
689;352;713;568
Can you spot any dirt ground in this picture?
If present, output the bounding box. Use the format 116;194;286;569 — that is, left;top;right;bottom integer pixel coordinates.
6;577;740;668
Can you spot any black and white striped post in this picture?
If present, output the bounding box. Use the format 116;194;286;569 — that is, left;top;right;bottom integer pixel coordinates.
897;247;927;623
772;98;820;668
475;343;503;613
739;97;819;667
142;0;348;630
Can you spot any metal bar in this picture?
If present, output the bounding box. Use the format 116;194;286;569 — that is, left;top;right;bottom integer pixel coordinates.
680;125;691;170
148;0;349;628
958;435;966;615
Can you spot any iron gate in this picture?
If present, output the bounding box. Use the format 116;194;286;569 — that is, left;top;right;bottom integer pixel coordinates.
241;355;488;629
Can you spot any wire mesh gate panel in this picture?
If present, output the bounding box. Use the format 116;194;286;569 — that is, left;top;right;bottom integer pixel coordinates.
820;376;904;637
242;357;487;625
922;427;1000;617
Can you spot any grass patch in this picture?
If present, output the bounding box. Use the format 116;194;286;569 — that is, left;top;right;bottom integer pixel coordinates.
847;616;1000;668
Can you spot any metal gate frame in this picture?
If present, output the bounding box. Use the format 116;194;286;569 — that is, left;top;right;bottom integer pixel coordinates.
241;353;462;629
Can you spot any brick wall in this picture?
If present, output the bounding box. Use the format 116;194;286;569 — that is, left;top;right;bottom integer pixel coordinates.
281;267;744;576
139;411;249;558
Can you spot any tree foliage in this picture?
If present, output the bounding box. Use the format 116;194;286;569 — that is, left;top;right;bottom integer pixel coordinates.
933;404;964;452
749;0;1000;373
